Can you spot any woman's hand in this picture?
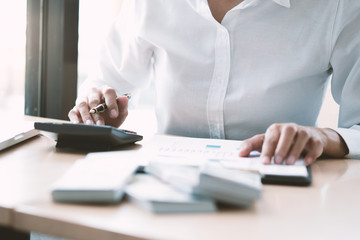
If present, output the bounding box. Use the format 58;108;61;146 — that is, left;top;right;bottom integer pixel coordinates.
68;86;128;128
238;123;349;165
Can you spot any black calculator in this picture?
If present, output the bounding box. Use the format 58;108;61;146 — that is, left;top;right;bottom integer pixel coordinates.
34;122;143;151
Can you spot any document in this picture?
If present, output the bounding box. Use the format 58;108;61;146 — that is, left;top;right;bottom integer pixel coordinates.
142;135;311;186
140;135;246;166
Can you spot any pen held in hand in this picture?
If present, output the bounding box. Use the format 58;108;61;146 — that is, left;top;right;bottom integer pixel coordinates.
89;103;107;114
89;93;131;114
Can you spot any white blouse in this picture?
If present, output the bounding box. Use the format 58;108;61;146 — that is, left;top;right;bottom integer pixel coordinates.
83;0;360;157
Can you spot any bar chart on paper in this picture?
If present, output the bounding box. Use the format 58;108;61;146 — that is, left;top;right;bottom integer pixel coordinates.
141;135;244;166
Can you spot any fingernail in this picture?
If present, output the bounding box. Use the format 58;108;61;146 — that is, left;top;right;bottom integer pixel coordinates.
85;120;92;125
304;157;313;165
275;156;283;164
96;120;103;125
261;156;271;164
286;156;296;165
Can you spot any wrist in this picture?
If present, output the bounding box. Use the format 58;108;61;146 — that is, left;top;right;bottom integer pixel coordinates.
320;128;349;157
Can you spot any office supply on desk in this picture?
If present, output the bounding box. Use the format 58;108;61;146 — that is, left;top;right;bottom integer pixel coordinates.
51;155;139;203
34;122;142;151
218;157;312;186
147;161;262;207
141;135;312;186
125;174;217;213
0;122;39;151
199;160;262;206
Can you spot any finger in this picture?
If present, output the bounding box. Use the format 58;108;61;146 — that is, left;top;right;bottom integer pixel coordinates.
274;124;297;164
76;97;94;125
68;107;82;124
92;113;105;126
285;128;309;165
90;104;106;126
261;125;281;164
103;96;129;128
116;96;129;124
86;89;106;125
238;134;264;157
88;91;102;107
102;87;118;119
303;138;323;165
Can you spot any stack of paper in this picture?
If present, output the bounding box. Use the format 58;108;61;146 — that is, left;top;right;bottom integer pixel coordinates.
145;162;203;195
51;155;139;203
125;174;217;214
199;160;262;206
146;160;262;207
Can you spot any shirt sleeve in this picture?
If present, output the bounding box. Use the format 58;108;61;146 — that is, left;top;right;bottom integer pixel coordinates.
329;0;360;158
79;0;154;98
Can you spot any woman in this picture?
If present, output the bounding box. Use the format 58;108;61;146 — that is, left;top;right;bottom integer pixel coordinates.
69;0;360;165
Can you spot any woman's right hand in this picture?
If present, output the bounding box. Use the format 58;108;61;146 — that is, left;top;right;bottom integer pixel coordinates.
68;85;128;128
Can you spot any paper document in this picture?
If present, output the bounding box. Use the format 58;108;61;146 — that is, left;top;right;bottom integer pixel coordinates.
141;135;245;166
142;135;309;178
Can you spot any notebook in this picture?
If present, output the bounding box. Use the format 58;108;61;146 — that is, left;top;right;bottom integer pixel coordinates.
51;154;139;203
146;160;262;207
125;174;217;213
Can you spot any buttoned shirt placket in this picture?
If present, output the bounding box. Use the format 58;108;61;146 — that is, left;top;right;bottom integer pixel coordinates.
200;1;231;139
199;0;288;139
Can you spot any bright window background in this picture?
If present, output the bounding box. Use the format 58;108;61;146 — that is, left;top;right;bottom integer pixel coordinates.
0;1;27;117
78;0;123;88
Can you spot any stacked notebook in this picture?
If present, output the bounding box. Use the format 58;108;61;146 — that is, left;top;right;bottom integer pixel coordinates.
125;174;217;213
146;160;262;207
51;155;139;203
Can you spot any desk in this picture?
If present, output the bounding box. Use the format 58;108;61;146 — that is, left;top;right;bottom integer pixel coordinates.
0;116;83;239
1;116;360;240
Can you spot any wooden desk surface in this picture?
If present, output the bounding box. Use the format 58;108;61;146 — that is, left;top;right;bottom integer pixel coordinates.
1;115;360;240
0;133;81;227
